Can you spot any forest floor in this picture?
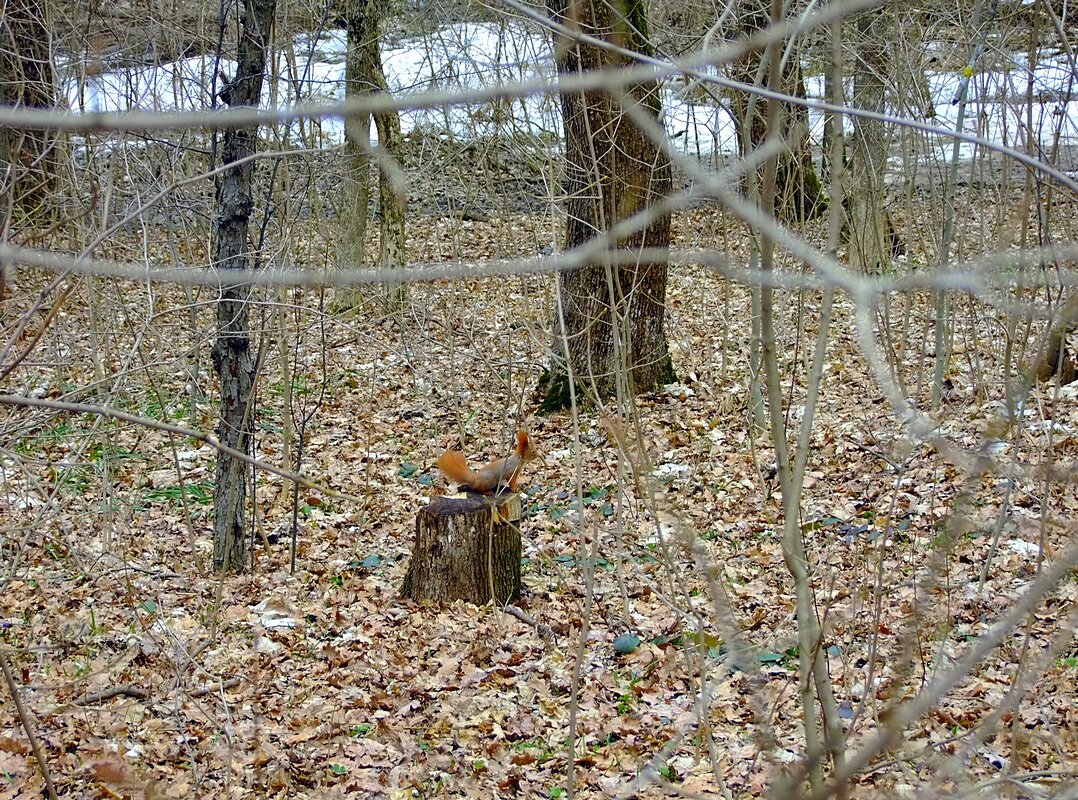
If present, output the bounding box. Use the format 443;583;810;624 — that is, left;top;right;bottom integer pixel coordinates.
1;191;1077;798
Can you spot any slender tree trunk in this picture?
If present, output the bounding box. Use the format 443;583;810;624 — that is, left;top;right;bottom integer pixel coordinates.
756;0;847;790
212;0;276;573
336;0;406;311
374;91;407;309
335;3;373;310
730;0;826;221
933;0;997;406
0;0;59;223
541;0;676;411
847;7;894;272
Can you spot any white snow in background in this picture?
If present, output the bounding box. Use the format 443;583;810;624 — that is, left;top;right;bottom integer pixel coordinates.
802;51;1078;165
65;22;1077;162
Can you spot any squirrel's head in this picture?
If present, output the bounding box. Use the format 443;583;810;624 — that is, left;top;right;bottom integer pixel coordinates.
516;430;540;461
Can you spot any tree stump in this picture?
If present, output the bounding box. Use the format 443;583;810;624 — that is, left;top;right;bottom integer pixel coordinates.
401;493;522;605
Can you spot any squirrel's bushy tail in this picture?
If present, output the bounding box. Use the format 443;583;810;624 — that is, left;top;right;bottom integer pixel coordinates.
436;450;477;487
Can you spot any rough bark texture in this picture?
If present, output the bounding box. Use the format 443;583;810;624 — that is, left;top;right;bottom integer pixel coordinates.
541;0;676;410
374;106;408;308
730;0;825;221
336;0;407;311
0;0;58;221
212;0;276;573
337;8;372;283
401;494;523;605
847;7;894;272
1033;292;1078;385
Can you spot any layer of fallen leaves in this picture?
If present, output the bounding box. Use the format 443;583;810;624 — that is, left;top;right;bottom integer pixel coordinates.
0;196;1076;799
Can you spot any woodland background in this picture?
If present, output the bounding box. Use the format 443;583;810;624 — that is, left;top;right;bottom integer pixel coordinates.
0;0;1076;797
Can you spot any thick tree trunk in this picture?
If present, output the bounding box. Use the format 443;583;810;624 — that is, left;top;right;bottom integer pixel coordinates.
401;494;522;605
1033;292;1078;384
0;0;59;222
729;0;826;221
212;0;276;573
336;0;407;311
541;0;676;410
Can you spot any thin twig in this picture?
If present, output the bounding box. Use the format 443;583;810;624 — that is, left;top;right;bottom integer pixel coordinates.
74;684;150;706
188;677;242;699
0;648;58;800
503;604;554;643
0;394;360;503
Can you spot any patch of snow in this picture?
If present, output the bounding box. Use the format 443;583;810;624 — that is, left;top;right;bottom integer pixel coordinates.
12;495;43;510
252;598;297;629
663;382;696;398
1007;539;1041;557
979;748;1005;769
653;462;692;480
983;399;1030;419
1028;420;1072;437
253;635;281;653
62;23;1077;164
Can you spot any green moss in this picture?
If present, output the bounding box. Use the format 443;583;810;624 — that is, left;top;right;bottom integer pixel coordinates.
646;352;678;387
537;370;580;415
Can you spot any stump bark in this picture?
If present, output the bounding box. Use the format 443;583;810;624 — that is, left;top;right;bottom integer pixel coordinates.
401;493;522;604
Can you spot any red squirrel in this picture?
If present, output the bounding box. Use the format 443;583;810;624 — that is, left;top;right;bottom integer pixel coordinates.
437;431;539;493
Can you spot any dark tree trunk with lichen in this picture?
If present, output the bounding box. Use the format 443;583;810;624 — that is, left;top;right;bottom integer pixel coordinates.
540;0;676;412
730;0;825;221
212;0;276;572
0;0;59;223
